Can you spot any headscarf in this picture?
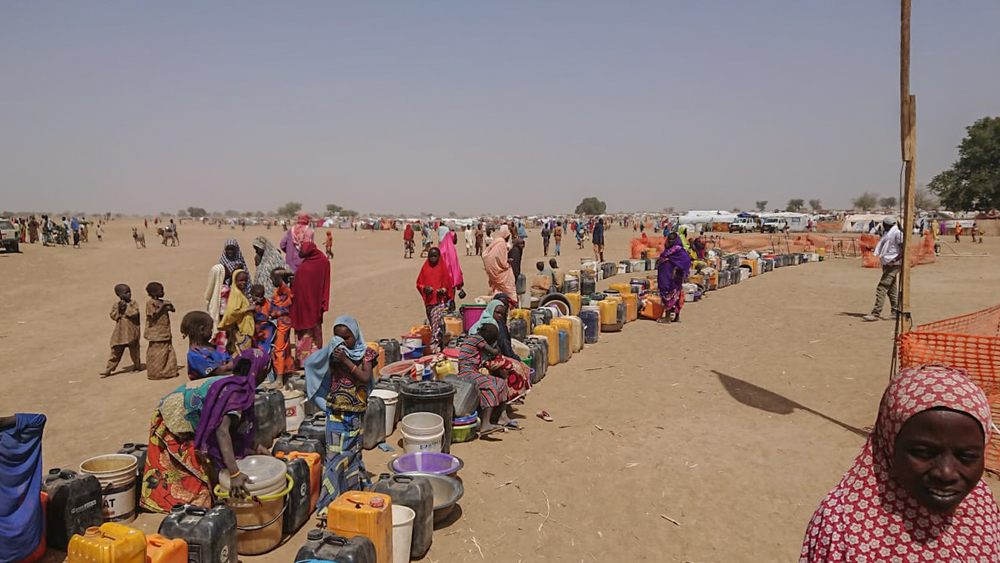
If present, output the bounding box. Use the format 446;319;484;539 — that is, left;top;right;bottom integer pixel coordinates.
658;235;692;292
220;238;246;276
252;236;284;297
404;224;414;241
800;365;1000;562
470;296;518;359
292;212;314;249
677;225;695;259
416;248;454;307
192;349;270;466
304;315;368;410
220;269;255;337
438;226;449;244
438;231;464;289
289;241;330;330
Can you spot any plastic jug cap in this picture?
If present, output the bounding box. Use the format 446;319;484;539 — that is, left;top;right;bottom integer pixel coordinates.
306;530;324;541
170;504;185;512
369;496;386;509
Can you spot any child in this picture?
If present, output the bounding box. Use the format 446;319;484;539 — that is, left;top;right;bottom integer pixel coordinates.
96;222;103;242
181;311;234;380
102;284;142;377
250;284;276;354
268;268;295;385
325;230;334;259
219;269;255;353
144;282;179;380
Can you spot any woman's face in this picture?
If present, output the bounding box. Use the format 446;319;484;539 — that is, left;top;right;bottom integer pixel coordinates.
334;324;356;348
428;249;440;266
254;245;264;265
892;408;985;513
493;304;507;322
225;245;238;260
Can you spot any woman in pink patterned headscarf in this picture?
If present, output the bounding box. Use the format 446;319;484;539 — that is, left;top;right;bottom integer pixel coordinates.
800;365;1000;562
280;212;315;273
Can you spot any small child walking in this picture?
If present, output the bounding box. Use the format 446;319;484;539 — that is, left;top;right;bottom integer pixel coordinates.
144;282;179;380
250;284;276;354
102;284;142;377
181;311;234;380
268;268;295;385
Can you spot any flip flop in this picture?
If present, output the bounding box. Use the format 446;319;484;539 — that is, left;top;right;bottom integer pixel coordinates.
480;425;506;437
536;410;554;422
504;421;522;430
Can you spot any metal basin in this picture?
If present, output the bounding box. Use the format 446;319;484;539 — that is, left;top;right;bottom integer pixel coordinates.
396;471;464;524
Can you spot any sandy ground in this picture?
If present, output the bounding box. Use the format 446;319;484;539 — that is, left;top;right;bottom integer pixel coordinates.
3;221;999;562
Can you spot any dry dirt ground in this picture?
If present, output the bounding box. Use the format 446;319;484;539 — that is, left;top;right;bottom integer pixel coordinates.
2;221;998;562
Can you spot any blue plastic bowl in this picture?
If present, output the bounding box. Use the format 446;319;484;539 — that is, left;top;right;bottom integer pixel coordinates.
453;413;478;425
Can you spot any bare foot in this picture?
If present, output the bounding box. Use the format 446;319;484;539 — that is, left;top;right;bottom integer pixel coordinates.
99;370;112;378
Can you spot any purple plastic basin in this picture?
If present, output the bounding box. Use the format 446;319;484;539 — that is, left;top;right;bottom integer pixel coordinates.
389;452;464;476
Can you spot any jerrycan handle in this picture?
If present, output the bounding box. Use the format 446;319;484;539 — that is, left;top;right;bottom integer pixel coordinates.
392;475;413;484
322;535;349;546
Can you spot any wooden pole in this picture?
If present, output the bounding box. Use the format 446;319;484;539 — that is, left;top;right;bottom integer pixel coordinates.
898;0;916;328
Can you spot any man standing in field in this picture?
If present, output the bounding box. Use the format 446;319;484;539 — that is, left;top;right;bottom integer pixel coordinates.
863;217;902;322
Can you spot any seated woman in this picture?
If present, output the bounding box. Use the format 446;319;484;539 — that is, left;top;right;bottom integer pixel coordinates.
303;315;377;515
800;365;1000;561
141;316;272;512
459;318;531;436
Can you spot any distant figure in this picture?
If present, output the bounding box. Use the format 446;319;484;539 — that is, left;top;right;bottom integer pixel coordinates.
102;284;142;377
592;218;605;262
863;217;902;322
541;223;551;256
144;282;179;380
475;224;484;256
553;222;563;256
325;230;334;259
464;225;474;256
955;223;964;243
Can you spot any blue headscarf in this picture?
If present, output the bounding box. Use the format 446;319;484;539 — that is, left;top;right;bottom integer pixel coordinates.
469;300;502;336
469;296;519;359
437;226;449;244
304;315;368;410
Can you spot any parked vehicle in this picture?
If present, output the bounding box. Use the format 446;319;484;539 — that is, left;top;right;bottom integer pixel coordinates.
728;217;759;233
761;218;788;233
0;219;18;252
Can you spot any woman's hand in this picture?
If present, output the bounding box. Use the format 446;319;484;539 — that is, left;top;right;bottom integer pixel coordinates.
229;473;252;499
436;288;447;295
332;347;348;364
423;285;433;294
255;444;271;456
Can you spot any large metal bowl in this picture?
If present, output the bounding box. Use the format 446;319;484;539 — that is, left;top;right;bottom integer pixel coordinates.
396;471;464;524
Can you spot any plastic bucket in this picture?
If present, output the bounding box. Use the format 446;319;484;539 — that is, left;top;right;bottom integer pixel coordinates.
391;505;416;563
401;429;444;454
79;454;138;523
401;412;444;436
371;389;399;434
215;474;292;555
282;389;305;432
459;304;487;332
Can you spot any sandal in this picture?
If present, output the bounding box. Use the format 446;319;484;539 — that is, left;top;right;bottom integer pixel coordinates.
537;410;554;422
480;425;506;437
503;421;522;431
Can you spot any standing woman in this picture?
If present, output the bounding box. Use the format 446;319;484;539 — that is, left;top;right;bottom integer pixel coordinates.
281;212;314;273
416;248;453;351
403;223;415;258
437;227;465;303
656;232;691;324
800;365;1000;561
290;241;330;367
251;236;284;298
303;316;377;514
220;239;247;285
483;225;516;297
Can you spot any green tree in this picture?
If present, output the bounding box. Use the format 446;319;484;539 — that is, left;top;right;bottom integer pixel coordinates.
575;197;607;215
276;201;303;217
879;196;898;209
755;200;768;212
326;204;343;215
186;206;208;218
786;199;805;212
177;209;188;218
852;192;879;211
808;199;822;211
914;185;939;210
343;209;359;217
929;117;1000;211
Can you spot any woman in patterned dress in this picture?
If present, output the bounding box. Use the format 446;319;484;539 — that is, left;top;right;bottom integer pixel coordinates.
800;365;1000;562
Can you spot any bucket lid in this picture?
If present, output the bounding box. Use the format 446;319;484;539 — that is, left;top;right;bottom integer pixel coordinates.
370;389;399;402
401;379;455;398
217;455;287;495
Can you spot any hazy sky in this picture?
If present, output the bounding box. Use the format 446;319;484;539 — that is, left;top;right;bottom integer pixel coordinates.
2;1;998;216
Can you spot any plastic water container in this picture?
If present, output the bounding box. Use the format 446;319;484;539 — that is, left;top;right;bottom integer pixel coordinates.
598;300;619;331
145;534;187;563
399;380;456;454
116;443;147;516
532;325;559;367
373;474;434;559
609;283;632;295
509;318;528;343
443;374;480;417
253;389;286;449
273;451;321;512
79;454;138;523
391;505;415;563
565;315;584;351
515;273;526;295
401;412;445;454
270;433;324;457
557;329;570;363
371;389;399;434
362;395;387;451
325;492;393;563
580;310;600;344
443;315;463;338
294;530;376;563
379;339;402;365
67;523;146;563
623;293;638;322
282;389;306;433
459;304;487;333
525;336;549;383
550;319;573;360
215;473;292;555
157;505;238;563
282;457;311;536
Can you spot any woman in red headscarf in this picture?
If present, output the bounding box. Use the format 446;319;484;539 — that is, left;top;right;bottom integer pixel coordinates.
290;241;330;366
403;223;415;259
415;247;453;350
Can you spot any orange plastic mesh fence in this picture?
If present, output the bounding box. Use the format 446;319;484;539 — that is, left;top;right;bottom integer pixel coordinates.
898;304;1000;471
860;232;937;269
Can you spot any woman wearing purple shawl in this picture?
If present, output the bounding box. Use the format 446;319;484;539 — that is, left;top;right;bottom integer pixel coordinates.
140;345;271;512
656;232;692;324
